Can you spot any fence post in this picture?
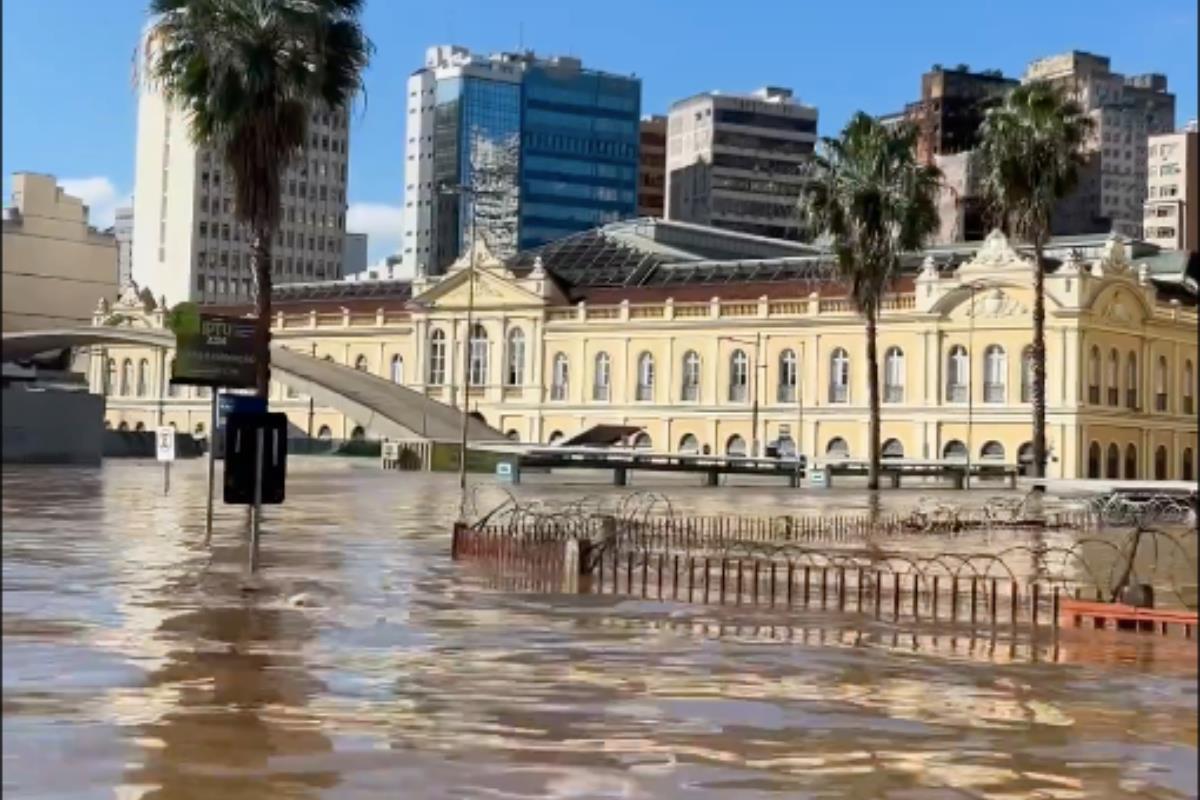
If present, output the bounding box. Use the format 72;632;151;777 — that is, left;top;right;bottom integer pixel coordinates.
704;557;712;603
951;577;959;622
1051;586;1060;631
892;573;901;619
787;563;795;607
657;554;664;600
687;557;695;602
803;566;811;606
672;554;680;600
821;567;829;609
990;578;998;627
752;562;761;605
838;567;847;611
1031;583;1040;629
770;563;777;608
857;568;865;612
736;560;744;605
1010;581;1019;627
932;575;939;621
911;573;919;620
970;577;978;625
874;570;883;618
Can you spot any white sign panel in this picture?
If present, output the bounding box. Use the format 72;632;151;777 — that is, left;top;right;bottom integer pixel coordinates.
156;426;176;462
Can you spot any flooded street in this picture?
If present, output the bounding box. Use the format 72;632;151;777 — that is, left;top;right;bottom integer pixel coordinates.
3;459;1196;799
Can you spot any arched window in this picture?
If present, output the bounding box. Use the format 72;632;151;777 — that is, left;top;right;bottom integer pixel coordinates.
134;421;146;432
776;435;796;458
828;348;849;403
354;354;369;373
551;353;569;401
1087;442;1101;478
1087;346;1101;404
632;432;652;449
881;438;904;459
1154;445;1168;480
117;421;129;431
636;352;655;402
1155;356;1168;412
592;352;611;401
729;349;748;402
946;345;968;402
350;425;366;441
679;433;700;454
121;359;133;396
883;346;904;403
980;441;1005;460
1020;346;1034;403
1106;349;1119;406
105;358;117;396
1017;442;1035;476
984;345;1006;403
506;328;525;386
505;429;520;442
1125;352;1138;409
1183;448;1194;482
391;354;404;384
1184;360;1194;415
825;437;849;458
942;440;967;460
468;324;489;386
548;430;564;445
136;359;150;397
1125;443;1138;479
777;349;797;403
428;329;446;385
681;350;701;401
1106;443;1120;479
317;425;333;440
725;434;747;456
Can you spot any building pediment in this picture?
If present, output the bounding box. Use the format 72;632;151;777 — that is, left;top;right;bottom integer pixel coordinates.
956;229;1033;277
1089;285;1149;327
409;265;551;311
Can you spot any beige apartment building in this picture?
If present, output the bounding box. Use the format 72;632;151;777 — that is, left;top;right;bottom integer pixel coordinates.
1144;124;1198;252
2;172;118;332
92;219;1197;480
131;26;351;308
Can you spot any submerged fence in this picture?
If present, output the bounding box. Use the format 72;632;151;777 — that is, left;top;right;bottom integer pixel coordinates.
451;491;1198;640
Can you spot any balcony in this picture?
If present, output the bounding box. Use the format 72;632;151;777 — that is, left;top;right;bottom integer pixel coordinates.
777;385;796;403
946;384;967;404
681;384;699;402
828;384;848;404
635;384;654;402
550;384;567;402
729;384;748;403
884;385;903;403
984;383;1006;403
592;385;610;402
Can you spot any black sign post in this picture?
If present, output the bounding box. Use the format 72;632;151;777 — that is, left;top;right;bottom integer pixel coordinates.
224;412;288;574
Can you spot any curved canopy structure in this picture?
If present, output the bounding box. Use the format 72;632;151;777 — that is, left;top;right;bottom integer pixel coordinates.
1;327;503;442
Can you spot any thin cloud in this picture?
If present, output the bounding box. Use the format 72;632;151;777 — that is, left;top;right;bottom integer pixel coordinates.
58;176;130;230
347;201;403;264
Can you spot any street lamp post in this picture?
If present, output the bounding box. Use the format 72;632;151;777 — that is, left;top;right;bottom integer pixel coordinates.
721;333;764;456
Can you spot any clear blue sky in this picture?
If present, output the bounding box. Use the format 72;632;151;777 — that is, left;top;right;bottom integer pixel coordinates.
3;0;1196;264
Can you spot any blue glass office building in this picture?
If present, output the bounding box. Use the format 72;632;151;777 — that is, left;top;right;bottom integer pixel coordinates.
519;60;641;249
408;48;641;274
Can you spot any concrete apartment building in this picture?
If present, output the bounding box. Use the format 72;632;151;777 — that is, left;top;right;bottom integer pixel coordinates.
2;172;118;331
1023;51;1176;239
402;45;641;277
1143;123;1198;252
665;87;818;240
637;115;667;217
131;28;351;308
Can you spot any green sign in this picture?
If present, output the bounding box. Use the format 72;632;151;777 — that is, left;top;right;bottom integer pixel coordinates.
169;304;258;388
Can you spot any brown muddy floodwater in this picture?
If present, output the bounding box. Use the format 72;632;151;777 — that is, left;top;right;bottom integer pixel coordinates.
3;458;1196;799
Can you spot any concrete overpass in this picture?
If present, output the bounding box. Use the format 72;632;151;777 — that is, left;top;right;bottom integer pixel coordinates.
2;327;503;442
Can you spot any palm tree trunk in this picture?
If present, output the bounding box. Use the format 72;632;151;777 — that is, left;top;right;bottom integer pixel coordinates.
865;303;881;491
1031;239;1047;481
250;230;273;398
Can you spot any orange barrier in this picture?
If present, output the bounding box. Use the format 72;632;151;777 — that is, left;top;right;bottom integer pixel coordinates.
1060;598;1196;639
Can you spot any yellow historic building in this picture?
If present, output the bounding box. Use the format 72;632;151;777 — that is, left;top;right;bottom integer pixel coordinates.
90;219;1197;480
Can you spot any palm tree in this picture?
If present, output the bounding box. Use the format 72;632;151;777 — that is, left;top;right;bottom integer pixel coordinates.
799;113;941;490
977;82;1092;479
148;0;372;397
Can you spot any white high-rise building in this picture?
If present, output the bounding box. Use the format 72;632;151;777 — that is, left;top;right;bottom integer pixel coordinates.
112;206;134;289
132;28;351;307
665;87;818;241
1144;124;1199;252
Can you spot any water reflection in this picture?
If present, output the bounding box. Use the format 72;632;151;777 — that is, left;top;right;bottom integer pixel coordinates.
2;460;1196;799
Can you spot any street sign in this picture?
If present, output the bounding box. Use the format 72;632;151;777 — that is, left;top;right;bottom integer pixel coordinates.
155;426;176;462
169;305;258;388
214;393;267;458
223;412;288;505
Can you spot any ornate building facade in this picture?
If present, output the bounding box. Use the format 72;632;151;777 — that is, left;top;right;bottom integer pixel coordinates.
91;219;1198;481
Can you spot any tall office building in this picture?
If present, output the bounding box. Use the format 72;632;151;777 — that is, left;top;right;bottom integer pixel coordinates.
131;27;351;307
402;45;641;277
638;115;667;217
665;87;817;240
906;65;1017;164
112;206;134;288
1143;123;1198;251
1023;51;1175;238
